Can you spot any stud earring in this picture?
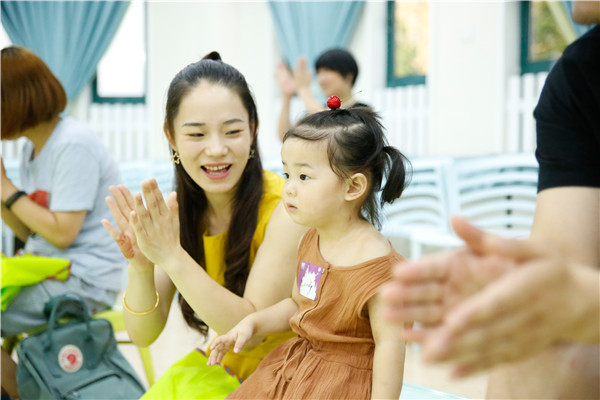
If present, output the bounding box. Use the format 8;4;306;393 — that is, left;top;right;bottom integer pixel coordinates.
249;149;255;160
171;150;181;164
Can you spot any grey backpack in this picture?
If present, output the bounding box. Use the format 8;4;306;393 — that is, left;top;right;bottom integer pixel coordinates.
16;294;146;399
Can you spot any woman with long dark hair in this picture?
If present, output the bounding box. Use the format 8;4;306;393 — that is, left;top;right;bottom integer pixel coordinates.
103;52;306;398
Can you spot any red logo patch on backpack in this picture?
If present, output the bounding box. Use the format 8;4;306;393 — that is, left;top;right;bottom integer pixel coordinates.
58;344;83;373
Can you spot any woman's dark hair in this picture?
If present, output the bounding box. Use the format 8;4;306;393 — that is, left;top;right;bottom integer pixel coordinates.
1;46;67;139
283;108;410;229
315;48;359;85
164;51;263;336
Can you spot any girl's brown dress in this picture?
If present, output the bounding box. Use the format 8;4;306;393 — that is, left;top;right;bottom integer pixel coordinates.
227;228;404;399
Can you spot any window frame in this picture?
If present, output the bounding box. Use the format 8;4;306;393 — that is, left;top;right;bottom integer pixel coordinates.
92;1;147;104
520;1;559;75
92;75;146;104
386;0;427;87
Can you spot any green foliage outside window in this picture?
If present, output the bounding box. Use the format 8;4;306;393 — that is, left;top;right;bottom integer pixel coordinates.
387;1;428;86
522;1;575;74
529;1;569;62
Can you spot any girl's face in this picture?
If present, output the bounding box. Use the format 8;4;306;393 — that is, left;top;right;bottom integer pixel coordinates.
281;137;347;228
170;81;253;199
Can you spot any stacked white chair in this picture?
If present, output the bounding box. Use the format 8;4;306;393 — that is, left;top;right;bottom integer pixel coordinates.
151;161;176;195
380;157;453;259
409;153;539;259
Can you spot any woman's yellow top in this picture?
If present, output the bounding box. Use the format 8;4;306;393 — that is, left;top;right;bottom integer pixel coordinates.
203;170;296;380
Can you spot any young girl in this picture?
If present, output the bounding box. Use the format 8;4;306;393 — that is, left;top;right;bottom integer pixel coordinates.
208;106;409;399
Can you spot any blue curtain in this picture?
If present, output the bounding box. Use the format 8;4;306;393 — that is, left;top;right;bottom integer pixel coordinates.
561;1;593;37
268;1;365;68
1;0;129;101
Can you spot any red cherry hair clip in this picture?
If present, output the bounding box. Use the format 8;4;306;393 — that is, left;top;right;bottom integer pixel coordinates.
327;96;341;109
326;90;362;110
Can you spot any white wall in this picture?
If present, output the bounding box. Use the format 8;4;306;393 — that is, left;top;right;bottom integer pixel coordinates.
428;1;520;156
348;2;388;106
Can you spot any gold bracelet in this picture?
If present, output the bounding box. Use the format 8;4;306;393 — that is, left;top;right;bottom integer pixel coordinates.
122;291;159;316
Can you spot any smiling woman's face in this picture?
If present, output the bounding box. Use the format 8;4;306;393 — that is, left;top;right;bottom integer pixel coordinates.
170;80;253;198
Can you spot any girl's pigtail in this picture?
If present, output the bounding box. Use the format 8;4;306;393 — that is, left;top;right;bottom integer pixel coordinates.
380;146;411;205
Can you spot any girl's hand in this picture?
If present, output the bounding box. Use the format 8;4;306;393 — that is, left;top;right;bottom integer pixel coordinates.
206;318;254;365
102;185;153;270
129;178;180;268
207;319;256;366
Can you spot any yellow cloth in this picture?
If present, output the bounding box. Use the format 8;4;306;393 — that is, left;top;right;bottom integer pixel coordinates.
143;170;295;399
204;169;283;285
1;253;71;311
142;350;241;400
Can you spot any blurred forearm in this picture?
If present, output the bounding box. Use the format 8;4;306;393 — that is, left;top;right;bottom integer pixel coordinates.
1;202;31;242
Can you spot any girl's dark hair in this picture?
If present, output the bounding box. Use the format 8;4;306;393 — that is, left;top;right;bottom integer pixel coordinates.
315;48;359;85
1;46;67;139
164;51;263;336
283;108;410;229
